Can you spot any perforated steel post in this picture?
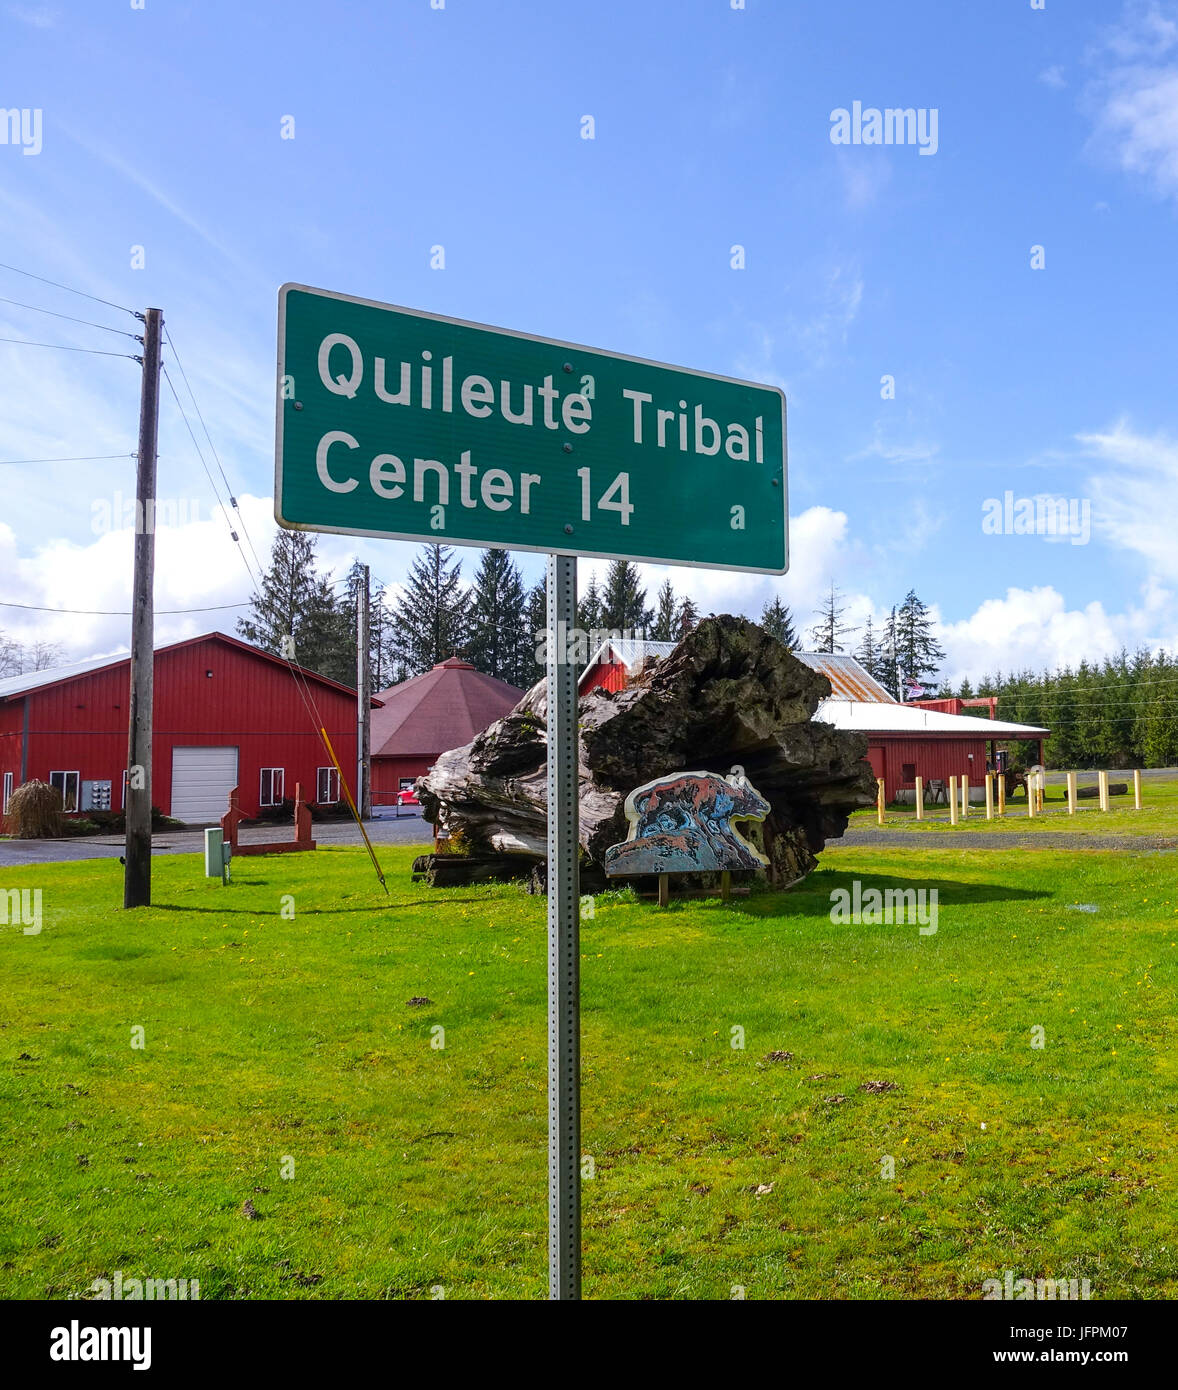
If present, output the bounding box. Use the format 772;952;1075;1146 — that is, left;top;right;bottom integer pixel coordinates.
546;552;580;1299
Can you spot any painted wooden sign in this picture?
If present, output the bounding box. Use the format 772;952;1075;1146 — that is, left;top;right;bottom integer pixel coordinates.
603;767;770;876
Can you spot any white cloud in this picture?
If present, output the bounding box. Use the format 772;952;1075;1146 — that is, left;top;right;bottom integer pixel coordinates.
936;581;1177;684
1086;1;1178;199
0;496;278;660
1039;65;1067;90
1078;419;1178;580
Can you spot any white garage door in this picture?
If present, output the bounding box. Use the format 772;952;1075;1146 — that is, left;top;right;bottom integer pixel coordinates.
170;746;239;823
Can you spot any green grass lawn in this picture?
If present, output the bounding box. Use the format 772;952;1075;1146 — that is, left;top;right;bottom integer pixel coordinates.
853;771;1178;837
1;842;1175;1300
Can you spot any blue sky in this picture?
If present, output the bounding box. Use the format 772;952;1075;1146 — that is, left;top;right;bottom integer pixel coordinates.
2;0;1177;683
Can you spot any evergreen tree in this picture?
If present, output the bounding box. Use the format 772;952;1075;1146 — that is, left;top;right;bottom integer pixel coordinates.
807;582;857;654
854;615;880;679
894;589;945;694
599;559;653;635
525;577;548;685
387;544;470;676
676;595;700;639
760;596;798;649
466;549;530;687
877;607;900;699
651;579;680;641
577;574;604;636
238;530;352;680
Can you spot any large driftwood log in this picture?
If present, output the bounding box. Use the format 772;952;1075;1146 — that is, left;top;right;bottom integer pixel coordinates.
416;616;877;887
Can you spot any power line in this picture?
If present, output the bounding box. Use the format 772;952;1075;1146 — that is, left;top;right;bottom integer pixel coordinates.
0;453;136;467
0;599;253;616
0;294;141;339
0;261;136;317
160;364;245;550
0;336;138;360
163;327;266;577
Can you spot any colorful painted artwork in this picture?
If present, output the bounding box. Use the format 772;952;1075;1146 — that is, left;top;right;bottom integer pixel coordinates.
603;767;770;876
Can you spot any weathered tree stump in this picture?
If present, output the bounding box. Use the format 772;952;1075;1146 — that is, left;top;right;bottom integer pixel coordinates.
417;616;876;887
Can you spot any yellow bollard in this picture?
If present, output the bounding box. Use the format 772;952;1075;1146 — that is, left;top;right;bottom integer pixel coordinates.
1028;773;1036;818
877;778;885;826
1099;770;1110;812
914;775;924;821
1067;771;1077;815
961;776;969;819
1134;769;1142;811
997;773;1006;816
985;774;994;821
949;776;958;826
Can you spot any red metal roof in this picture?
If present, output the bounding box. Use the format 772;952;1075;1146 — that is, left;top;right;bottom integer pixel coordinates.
0;631;380;705
370;658;523;760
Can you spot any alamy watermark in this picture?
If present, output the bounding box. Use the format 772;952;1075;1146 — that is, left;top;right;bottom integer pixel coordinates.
829;880;938;935
982;491;1090;545
1;887;42;935
534;624;646;667
1;107;42;156
982;1270;1092;1301
830;102;938;156
90;1270;200;1300
91;492;204;535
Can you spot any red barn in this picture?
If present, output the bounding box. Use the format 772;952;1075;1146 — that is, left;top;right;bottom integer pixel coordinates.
0;632;375;825
369;657;523;806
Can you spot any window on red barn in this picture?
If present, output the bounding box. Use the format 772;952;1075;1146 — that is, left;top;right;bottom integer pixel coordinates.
50;770;79;813
260;767;285;807
901;763;916;784
317;766;340;804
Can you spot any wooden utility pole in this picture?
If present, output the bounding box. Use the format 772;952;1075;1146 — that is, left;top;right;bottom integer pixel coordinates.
124;307;162;909
356;563;371;819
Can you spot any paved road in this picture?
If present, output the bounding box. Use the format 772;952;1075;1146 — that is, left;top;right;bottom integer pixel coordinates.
0;812;433;868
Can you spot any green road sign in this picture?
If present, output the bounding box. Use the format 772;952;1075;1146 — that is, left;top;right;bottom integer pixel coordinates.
275;284;787;573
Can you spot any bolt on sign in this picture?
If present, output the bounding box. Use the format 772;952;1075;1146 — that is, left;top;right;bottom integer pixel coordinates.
275;284;787;573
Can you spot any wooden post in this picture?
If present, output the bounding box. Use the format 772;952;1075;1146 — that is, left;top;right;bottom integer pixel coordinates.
949;776;958;826
124;306;162;910
1066;771;1077;815
1134;769;1142;811
961;776;969;819
657;873;669;907
997;773;1006;817
876;778;885;826
1099;770;1109;812
984;774;993;821
720;870;731;903
1027;775;1036;818
914;775;923;821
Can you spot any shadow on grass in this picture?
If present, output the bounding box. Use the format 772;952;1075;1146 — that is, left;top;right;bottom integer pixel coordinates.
729;867;1052;920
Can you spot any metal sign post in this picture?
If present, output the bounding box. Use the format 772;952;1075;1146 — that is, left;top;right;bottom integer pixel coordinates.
546;552;580;1300
272;281;790;1301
